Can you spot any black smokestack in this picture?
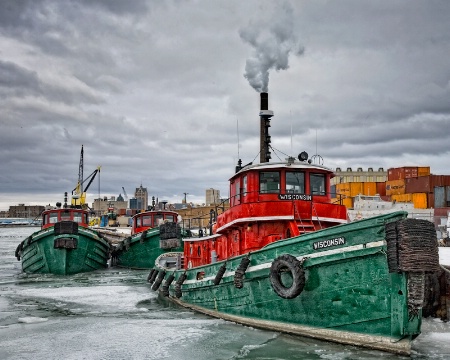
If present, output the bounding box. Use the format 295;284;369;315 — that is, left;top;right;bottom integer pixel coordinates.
260;92;268;111
259;92;273;163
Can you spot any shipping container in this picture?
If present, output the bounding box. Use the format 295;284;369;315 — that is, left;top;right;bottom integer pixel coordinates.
434;186;450;207
349;182;363;197
386;179;406;196
387;167;418;181
412;193;428;209
362;182;377;196
427;193;434;209
376;182;386;196
391;194;413;203
341;197;353;209
336;183;350;197
391;193;427;209
405;175;450;194
434;207;450;217
417;166;431;177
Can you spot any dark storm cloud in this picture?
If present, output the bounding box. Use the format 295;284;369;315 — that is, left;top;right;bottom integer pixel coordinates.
0;60;40;96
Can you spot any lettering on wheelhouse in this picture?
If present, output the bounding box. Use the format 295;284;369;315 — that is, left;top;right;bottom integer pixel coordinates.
313;237;346;250
278;194;312;201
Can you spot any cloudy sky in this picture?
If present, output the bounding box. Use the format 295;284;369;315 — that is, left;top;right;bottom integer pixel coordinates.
1;0;450;212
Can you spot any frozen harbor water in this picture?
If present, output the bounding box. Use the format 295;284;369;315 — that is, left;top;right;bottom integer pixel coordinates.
1;227;450;359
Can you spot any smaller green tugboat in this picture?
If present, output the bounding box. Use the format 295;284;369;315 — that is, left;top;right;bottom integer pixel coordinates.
15;194;111;275
111;209;189;269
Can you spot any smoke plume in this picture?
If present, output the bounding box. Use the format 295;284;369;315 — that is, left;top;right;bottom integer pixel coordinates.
239;2;304;92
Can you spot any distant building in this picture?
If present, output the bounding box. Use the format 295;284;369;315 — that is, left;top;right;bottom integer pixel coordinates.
9;204;45;218
331;167;387;185
135;185;148;210
129;197;143;210
206;188;220;206
92;197;127;215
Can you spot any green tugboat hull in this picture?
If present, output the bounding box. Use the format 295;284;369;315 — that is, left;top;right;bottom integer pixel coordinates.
112;228;183;269
151;212;440;355
19;227;110;275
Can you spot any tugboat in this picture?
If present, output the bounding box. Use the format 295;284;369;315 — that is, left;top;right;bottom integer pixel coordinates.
15;193;110;275
148;92;440;355
110;204;190;269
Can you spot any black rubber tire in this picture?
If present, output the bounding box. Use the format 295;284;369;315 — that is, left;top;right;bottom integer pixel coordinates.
174;273;187;298
152;270;166;291
161;274;175;297
149;269;159;284
234;257;251;289
269;254;305;299
214;263;227;285
146;269;156;282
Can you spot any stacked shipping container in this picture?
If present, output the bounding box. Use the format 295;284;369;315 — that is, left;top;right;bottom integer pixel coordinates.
332;166;450;210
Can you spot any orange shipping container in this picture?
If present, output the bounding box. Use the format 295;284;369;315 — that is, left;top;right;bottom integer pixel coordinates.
349;182;363;197
362;182;377;196
412;193;427;209
417;166;431;177
391;194;413;203
341;197;353;209
386;179;406;196
336;183;350;197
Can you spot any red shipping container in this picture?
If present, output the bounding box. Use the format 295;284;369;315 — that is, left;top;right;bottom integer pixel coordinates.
376;182;386;196
387;167;418;181
434;207;450;217
405;175;450;194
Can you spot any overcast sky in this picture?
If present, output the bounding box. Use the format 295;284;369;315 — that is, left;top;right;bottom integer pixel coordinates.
1;0;450;212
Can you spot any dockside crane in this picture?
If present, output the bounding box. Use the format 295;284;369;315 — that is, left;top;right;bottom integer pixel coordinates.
72;145;101;209
122;187;129;201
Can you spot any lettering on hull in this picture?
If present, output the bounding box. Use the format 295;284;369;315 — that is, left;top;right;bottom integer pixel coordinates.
278;194;312;201
313;237;345;250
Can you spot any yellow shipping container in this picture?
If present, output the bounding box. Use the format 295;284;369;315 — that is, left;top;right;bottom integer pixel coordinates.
386;179;406;196
417;166;431;177
391;194;413;203
336;183;350;197
341;197;353;209
362;182;377;196
412;193;427;209
349;182;363;197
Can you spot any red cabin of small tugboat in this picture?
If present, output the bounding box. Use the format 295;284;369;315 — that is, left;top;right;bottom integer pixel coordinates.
131;210;179;235
41;208;90;229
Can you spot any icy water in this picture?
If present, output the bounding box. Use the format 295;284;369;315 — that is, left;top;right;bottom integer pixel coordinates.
1;227;449;360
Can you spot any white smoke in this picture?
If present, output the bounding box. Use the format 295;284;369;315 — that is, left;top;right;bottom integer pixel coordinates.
239;2;304;92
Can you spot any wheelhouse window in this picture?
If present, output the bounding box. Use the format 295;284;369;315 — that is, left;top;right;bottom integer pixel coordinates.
155;214;164;226
231;178;240;205
73;212;82;223
135;217;142;228
165;215;175;222
243;175;247;197
142;216;152;227
49;213;58;224
260;172;280;193
60;211;71;221
286;172;305;194
310;173;326;195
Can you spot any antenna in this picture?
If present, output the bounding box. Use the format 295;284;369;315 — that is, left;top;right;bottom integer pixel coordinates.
290;110;293;154
237;118;240;159
315;129;318;156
